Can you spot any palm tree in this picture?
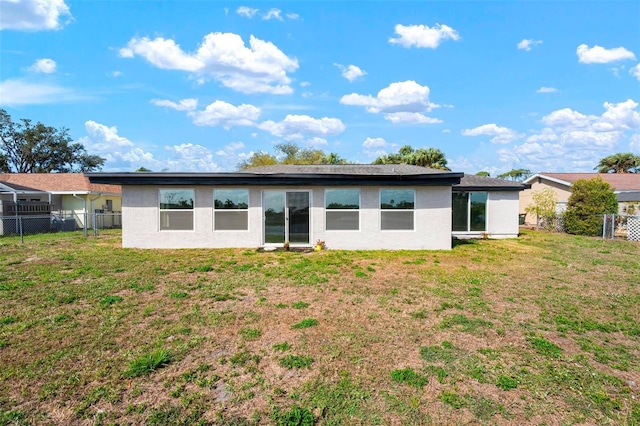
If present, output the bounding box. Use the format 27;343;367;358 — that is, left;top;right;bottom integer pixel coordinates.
595;152;640;173
497;168;532;181
373;145;450;170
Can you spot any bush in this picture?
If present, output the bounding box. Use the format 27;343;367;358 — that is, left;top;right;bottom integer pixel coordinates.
564;177;617;236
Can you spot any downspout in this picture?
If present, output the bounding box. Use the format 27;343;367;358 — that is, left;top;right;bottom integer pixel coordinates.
72;194;88;236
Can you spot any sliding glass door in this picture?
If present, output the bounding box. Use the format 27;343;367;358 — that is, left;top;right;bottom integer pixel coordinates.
263;191;310;244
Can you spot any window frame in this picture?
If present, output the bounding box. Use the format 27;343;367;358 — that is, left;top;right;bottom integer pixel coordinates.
452;191;488;233
158;188;195;231
213;188;250;232
324;188;361;231
379;188;415;231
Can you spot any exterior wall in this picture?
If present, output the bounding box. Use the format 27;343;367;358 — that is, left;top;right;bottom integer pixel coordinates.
121;185;453;250
59;194;122;228
486;191;520;238
519;178;571;224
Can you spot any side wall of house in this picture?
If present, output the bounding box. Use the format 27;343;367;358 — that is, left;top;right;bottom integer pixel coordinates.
519;179;571;224
486;191;520;238
121;185;452;250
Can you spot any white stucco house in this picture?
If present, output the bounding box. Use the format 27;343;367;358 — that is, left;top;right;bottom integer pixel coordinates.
87;165;527;250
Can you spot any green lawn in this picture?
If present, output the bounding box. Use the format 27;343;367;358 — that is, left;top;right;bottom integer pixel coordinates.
0;230;639;425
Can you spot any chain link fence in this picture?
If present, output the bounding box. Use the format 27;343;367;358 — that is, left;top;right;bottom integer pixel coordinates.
0;212;121;244
537;213;640;241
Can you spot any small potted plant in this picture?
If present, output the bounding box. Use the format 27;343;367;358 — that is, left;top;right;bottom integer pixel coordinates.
315;239;325;251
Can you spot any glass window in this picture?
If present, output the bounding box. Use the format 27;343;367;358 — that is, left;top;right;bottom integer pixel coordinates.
326;189;359;230
451;192;487;232
380;189;414;230
214;189;249;230
159;189;194;230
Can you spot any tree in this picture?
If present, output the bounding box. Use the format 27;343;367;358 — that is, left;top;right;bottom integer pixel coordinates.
0;109;105;173
525;188;557;230
238;142;347;170
372;145;449;170
475;171;490;177
595;152;640;173
564;177;618;236
497;168;532;181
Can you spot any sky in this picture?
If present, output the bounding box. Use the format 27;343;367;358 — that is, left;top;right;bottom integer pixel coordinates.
1;0;639;175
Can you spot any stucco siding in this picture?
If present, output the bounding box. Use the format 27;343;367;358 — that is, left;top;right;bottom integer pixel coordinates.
122;185;452;250
519;179;571;224
487;191;520;238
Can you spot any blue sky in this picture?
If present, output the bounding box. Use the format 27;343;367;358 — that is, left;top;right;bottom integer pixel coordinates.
1;1;639;174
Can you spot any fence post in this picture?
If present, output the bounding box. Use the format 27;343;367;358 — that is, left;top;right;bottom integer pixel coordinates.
611;214;616;239
602;214;607;239
19;216;23;244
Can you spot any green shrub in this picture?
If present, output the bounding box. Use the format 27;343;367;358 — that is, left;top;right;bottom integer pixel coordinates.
273;405;315;426
564;177;617;236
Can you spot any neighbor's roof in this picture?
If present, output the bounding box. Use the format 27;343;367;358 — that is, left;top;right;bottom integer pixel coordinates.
524;173;640;192
87;164;463;186
0;181;47;193
455;174;529;192
0;173;121;194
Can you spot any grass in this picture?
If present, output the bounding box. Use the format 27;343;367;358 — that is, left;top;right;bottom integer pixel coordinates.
0;229;639;424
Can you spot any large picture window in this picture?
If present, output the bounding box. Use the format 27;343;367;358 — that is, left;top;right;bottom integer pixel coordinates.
452;192;487;232
159;189;194;230
380;189;415;230
325;189;360;230
214;189;249;230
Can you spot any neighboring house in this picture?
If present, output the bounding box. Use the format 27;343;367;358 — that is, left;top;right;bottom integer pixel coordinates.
88;165;527;250
520;173;640;224
0;173;122;229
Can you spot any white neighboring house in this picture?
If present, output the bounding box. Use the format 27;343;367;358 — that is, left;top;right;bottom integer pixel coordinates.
0;173;121;229
88;165;527;250
520;173;640;224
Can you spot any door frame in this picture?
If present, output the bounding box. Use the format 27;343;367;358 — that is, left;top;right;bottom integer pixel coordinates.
262;190;312;246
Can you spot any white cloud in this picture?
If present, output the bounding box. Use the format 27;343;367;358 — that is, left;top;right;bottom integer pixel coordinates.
189;100;261;129
334;63;366;82
541;108;593;129
385;112;443;124
119;32;299;94
389;23;460;49
286;13;300;20
362;137;389;149
341;81;442;124
442;129;451;133
576;44;636;64
151;98;198;111
262;8;282;21
517;39;542;51
236;6;258;18
499;99;640;171
300;81;310;87
462;123;524;144
0;0;71;31
536;86;557;93
631;63;640;81
0;78;88;105
630;134;640;152
110;71;122;77
78;120;236;172
259;114;345;140
29;58;57;73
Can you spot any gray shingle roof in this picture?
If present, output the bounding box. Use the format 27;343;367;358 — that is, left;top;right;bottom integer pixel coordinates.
244;164;451;175
455;175;529;191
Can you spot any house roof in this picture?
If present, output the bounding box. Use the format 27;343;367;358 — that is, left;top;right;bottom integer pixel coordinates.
524;173;640;192
0;181;48;194
0;173;121;195
87;165;463;186
455;174;529;192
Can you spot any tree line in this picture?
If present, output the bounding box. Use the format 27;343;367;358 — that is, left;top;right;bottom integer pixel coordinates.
1;109;638;175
